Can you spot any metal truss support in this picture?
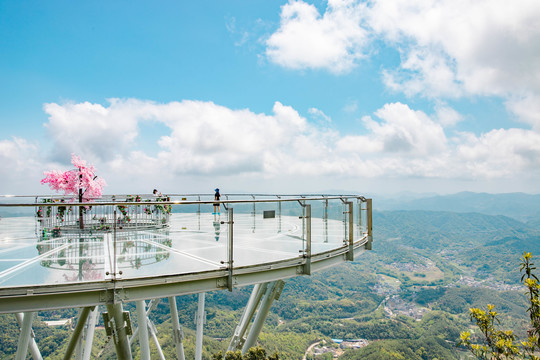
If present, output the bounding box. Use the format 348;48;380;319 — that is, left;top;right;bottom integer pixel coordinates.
227;283;267;352
128;299;165;360
15;311;34;360
241;280;284;354
63;307;93;360
83;306;99;360
129;299;157;346
15;313;42;360
75;333;83;360
136;301;150;360
147;319;166;360
105;303;133;360
169;296;186;360
195;292;206;360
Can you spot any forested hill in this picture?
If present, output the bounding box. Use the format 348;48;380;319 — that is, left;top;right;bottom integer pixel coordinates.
374;210;539;250
373;210;540;284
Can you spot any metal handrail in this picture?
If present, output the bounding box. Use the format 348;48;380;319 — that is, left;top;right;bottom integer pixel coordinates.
0;195;365;207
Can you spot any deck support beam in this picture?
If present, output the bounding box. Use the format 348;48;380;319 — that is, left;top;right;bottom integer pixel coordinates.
15;312;41;360
136;301;151;360
195;292;206;360
105;303;133;360
82;306;99;360
169;296;186;360
227;283;267;352
148;318;165;360
241;280;284;354
63;307;93;360
15;311;34;360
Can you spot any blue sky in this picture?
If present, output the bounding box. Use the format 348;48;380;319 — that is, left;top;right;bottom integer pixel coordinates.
1;0;540;196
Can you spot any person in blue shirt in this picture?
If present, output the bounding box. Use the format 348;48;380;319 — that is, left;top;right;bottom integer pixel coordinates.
213;188;221;215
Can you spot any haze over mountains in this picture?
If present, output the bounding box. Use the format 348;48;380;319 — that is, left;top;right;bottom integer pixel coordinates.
374;191;540;223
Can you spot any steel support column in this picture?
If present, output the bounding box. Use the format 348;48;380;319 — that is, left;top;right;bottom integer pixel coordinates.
15;311;34;360
227;283;267;352
195;292;206;360
147;320;165;360
63;307;92;360
136;301;150;360
15;313;42;360
106;303;133;360
169;297;186;360
241;280;284;354
83;306;99;360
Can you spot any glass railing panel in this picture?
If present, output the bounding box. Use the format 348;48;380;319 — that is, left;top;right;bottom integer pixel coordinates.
0;195;370;288
231;198;305;267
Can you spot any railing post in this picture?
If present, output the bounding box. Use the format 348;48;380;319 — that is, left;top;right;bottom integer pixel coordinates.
346;202;354;261
366;198;373;250
277;196;282;233
324;198;328;221
222;207;234;291
113;210;117;279
301;199;306;239
358;198;362;235
304;204;311;275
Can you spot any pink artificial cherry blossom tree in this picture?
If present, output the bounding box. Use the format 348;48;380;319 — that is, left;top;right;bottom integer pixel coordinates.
41;154;106;229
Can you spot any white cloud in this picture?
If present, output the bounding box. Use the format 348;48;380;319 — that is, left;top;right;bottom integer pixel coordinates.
0;137;42;193
43;100;142;162
456;128;540;178
382;47;462;98
308;107;332;123
35;99;540;193
337;102;447;156
0;137;38;169
370;0;540;99
343;100;358;113
506;94;540;130
434;103;463;127
266;0;368;73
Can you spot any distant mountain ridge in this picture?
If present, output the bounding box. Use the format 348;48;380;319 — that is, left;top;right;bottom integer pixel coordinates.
374;210;539;250
375;192;540;223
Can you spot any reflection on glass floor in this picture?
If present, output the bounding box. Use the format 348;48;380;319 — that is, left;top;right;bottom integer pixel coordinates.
0;213;353;288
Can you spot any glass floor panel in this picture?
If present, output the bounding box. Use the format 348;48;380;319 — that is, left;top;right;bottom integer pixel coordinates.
0;213;357;288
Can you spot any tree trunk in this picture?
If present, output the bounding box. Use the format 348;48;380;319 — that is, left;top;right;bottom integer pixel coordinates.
79;182;84;230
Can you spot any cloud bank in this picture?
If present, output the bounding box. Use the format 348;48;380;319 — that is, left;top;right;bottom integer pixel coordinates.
33;99;540;185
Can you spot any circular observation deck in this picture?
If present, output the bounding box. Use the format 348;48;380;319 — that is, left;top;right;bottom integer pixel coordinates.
0;195;372;313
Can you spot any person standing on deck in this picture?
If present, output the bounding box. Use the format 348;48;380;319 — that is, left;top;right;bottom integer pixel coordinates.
213;188;221;215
